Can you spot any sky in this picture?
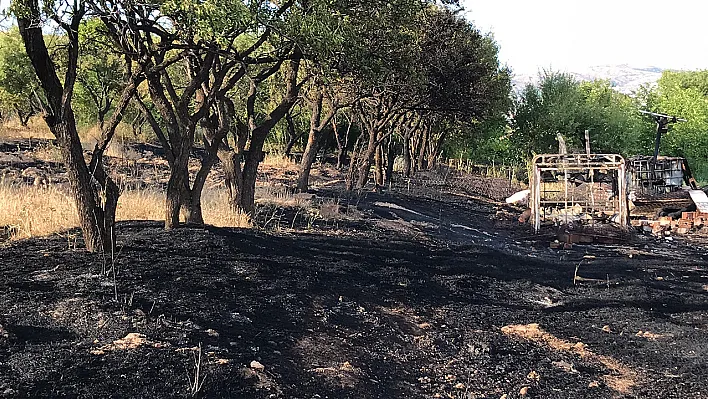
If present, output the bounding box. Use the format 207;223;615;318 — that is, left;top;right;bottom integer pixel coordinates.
460;0;708;76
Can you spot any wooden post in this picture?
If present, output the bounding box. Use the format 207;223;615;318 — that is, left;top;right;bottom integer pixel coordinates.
585;129;591;155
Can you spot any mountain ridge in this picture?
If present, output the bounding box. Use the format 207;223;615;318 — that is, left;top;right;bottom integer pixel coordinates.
512;64;665;95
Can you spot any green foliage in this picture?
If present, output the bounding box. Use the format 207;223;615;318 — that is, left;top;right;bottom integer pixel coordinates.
643;70;708;180
73;18;126;125
510;71;648;162
0;26;43;121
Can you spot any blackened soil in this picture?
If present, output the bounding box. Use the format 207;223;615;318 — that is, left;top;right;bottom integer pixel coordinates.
1;206;708;399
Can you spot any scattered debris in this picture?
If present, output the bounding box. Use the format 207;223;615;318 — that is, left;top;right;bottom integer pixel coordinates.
636;331;669;340
505;189;530;204
552;360;577;373
91;332;166;355
250;360;265;371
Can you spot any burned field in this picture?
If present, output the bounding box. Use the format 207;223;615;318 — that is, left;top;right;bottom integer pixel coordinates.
1;168;708;398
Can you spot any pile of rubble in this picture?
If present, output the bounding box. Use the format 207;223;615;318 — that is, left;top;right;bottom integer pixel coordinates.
632;211;708;238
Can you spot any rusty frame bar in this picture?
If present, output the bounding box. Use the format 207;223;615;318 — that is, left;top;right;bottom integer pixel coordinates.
531;154;627;232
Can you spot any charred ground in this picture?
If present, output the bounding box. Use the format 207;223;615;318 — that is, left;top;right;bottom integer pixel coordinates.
1;141;708;399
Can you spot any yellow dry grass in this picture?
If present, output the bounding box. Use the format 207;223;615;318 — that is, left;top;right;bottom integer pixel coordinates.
30;141;64;163
0;182;78;240
255;185;311;209
262;153;296;169
0;117;54;140
0;184;251;241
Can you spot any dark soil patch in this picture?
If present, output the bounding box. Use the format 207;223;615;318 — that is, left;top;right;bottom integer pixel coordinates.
1;215;707;398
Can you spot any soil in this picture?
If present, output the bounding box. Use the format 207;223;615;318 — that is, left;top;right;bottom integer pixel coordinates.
2;138;708;398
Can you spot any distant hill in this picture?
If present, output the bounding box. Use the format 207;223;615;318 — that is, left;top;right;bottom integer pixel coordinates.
512;65;664;95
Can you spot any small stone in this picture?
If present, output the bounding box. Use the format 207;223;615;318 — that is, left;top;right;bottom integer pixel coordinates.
588;380;600;388
602;325;612;333
418;376;431;384
519;386;529;396
205;329;219;337
527;370;539;381
250;360;265;371
454;382;465;390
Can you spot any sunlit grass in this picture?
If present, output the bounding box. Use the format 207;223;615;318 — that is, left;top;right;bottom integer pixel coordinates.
0;183;251;241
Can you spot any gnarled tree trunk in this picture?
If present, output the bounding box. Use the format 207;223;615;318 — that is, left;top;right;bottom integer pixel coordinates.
18;1;124;253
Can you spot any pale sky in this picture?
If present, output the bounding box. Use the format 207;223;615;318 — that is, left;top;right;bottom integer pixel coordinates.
461;0;708;76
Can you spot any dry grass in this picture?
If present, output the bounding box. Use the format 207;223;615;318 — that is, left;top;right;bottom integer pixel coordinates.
118;188;251;228
30;141;64;163
202;189;251;228
255;185;312;209
0;184;251;241
0;182;78;240
0;117;54;140
262;153;296;169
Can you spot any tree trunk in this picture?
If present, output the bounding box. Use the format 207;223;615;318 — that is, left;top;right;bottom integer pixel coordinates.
219;148;242;210
15;106;32;127
283;110;301;156
296;91;324;193
57;119;117;252
417;125;429;172
165;160;187;229
334;115;352;170
296;138;319;192
374;139;384;187
238;150;261;214
403;132;412;177
356;125;377;189
427;131;447;170
385;137;395;186
186;152;219;225
345;131;364;192
237;50;303;213
18;2;117;253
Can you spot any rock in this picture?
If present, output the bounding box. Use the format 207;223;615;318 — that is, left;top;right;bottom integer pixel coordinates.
588;380;600;388
527;370;540;381
519;386;529;396
250;360;265;371
602;325;612;333
454;382;465;390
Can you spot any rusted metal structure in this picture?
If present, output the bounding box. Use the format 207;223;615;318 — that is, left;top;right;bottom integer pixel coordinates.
627;155;698;216
530;154;628;232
